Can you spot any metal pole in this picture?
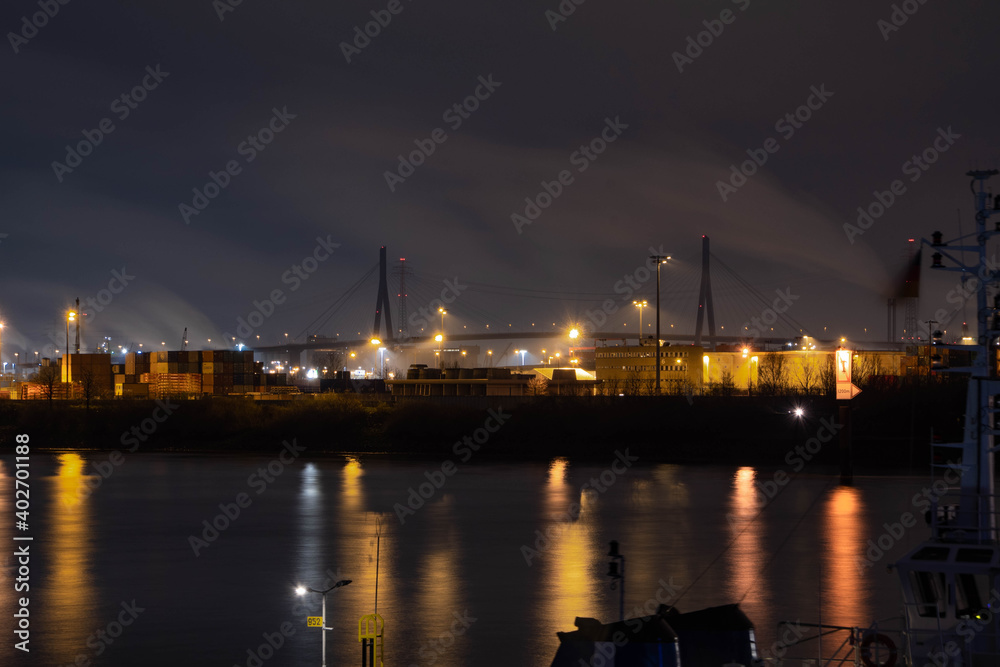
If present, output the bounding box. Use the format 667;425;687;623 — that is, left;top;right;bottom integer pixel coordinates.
75;297;80;353
321;591;327;667
655;262;661;394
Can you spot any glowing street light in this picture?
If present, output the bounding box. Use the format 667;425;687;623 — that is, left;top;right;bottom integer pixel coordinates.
569;328;580;340
438;307;447;337
295;579;351;667
648;254;671;394
65;310;76;359
518;349;526;366
633;300;648;340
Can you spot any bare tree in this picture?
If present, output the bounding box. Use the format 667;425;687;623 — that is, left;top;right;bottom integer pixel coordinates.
757;353;788;395
527;375;549;396
36;365;60;405
312;350;345;372
622;369;643;396
80;368;101;410
854;353;885;390
820;356;836;396
717;368;736;397
798;358;819;395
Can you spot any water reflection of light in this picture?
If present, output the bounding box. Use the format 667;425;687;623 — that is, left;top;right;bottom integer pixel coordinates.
541;461;601;628
548;457;568;482
342;456;362;515
45;454;96;662
728;467;769;627
295;463;324;583
824;486;868;627
417;503;463;662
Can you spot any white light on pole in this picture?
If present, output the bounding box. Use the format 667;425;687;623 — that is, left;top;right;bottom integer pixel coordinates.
295;579;351;667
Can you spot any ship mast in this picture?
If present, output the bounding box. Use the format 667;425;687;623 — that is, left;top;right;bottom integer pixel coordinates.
927;169;1000;544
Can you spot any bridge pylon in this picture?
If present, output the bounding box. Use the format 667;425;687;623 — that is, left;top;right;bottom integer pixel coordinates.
372;246;395;344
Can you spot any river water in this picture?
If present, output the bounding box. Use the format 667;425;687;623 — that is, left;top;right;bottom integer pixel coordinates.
0;450;937;666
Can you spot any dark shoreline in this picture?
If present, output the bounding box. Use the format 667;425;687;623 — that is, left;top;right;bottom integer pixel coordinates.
0;380;969;468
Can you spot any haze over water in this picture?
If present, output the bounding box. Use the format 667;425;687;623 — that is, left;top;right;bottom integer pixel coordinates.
0;452;934;665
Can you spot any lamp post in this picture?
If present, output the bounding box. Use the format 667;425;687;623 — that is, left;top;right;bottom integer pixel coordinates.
648;255;670;394
295;579;351;667
633;300;648;343
607;540;625;622
438;307;447;338
66;311;76;361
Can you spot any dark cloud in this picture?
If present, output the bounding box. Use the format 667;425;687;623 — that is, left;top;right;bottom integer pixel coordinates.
2;0;998;355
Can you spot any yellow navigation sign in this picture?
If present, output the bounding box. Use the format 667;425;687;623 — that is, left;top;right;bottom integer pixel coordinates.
307;616;323;627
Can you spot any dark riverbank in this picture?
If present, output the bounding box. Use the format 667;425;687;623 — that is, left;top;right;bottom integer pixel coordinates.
0;379;967;467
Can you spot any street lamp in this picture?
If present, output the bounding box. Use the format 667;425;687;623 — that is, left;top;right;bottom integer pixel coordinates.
633;300;648;341
648;254;671;394
295;579;351;667
66;311;76;360
438;308;447;337
518;349;526;366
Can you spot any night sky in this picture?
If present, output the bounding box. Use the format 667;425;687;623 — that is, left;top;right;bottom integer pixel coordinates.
3;0;998;359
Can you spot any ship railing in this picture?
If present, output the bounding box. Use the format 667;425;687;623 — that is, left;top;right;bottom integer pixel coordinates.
928;492;1000;543
903;625;1000;666
763;619;905;667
